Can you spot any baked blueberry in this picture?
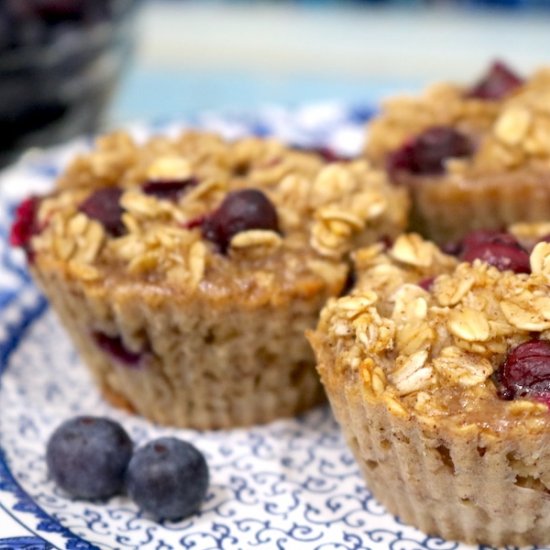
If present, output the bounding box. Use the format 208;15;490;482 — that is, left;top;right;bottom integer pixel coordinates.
387;126;474;177
142;178;197;201
496;340;550;405
201;189;279;253
457;230;530;274
468;60;523;100
79;187;126;237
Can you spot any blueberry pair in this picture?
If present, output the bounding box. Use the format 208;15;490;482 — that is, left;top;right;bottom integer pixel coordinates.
46;416;209;521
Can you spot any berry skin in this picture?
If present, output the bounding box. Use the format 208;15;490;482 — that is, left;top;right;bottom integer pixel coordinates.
387;126;474;177
201;189;279;253
417;276;435;291
126;437;209;521
79;187;125;237
458;230;530;274
467;60;523;100
443;230;531;275
293;145;347;163
9;196;42;260
46;416;133;500
93;332;144;367
495;340;550;406
142;178;197;201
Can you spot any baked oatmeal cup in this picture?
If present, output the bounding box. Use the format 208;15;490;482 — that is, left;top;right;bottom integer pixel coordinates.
10;131;408;429
365;61;550;243
309;225;550;545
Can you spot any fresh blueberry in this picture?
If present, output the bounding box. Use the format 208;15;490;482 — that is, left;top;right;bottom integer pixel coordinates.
201;189;279;253
46;416;133;500
126;437;209;521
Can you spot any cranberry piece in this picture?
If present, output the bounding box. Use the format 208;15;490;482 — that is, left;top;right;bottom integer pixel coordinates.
387;127;474;177
460;229;518;251
456;230;530;274
201;189;279;253
10;196;42;259
142;178;197;201
441;240;463;256
462;242;530;274
418;276;435;291
79;188;125;237
294;146;347;163
495;340;550;405
468;61;523;101
183;215;207;231
93;332;143;367
444;229;514;256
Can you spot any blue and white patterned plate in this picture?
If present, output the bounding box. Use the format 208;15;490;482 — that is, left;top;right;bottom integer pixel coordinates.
0;104;534;550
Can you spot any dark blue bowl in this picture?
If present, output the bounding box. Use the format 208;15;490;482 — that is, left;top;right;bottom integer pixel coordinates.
0;0;141;167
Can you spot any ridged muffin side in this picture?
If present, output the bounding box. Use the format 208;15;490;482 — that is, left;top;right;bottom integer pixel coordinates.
309;233;550;545
16;131;409;429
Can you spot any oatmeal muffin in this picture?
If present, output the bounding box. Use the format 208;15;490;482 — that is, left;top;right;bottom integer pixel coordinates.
309;226;550;545
365;61;550;243
10;131;408;429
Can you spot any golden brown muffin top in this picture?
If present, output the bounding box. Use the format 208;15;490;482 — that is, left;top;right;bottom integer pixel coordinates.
26;131;408;305
312;226;550;437
365;65;550;177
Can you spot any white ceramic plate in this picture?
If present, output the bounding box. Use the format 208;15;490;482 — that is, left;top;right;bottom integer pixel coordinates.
0;104;524;550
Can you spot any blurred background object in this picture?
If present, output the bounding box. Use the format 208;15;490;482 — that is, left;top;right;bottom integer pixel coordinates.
2;0;550;166
0;0;140;167
114;0;550;123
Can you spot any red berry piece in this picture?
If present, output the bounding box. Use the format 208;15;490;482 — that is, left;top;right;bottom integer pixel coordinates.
294;146;347;163
142;178;198;201
467;61;523;101
458;230;530;274
443;230;514;256
183;215;207;231
417;276;435;291
460;229;518;251
10;196;42;260
93;332;144;367
387;127;474;177
201;189;279;253
79;188;125;237
462;242;530;274
495;340;550;406
537;233;550;245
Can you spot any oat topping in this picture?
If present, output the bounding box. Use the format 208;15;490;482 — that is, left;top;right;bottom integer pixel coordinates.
24;131;408;297
316;230;550;426
366;67;550;176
